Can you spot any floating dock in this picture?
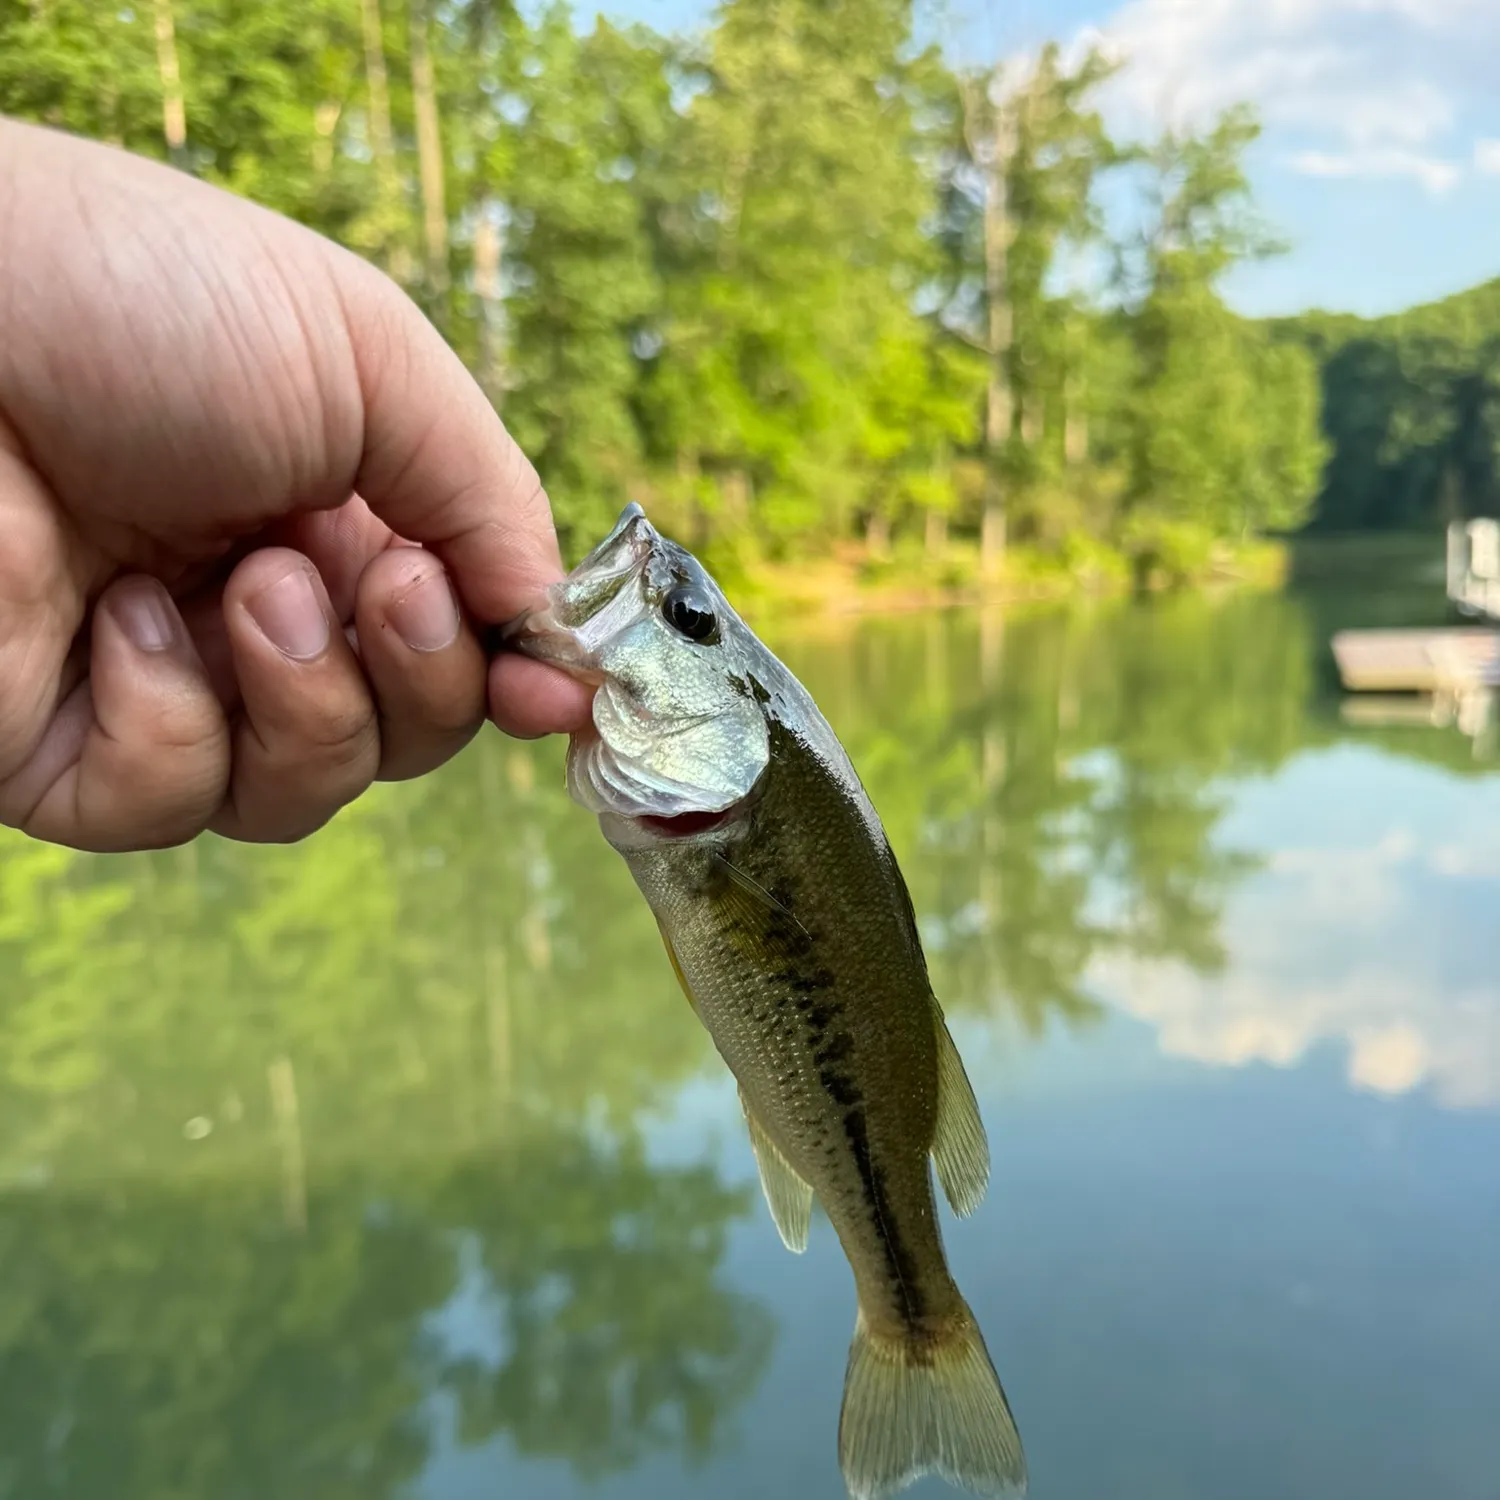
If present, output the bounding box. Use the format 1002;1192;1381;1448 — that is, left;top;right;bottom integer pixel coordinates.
1329;521;1500;755
1331;628;1500;693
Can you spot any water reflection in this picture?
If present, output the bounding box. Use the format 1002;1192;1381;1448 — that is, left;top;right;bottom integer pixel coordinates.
0;1136;770;1500
0;745;771;1499
1094;749;1500;1108
0;575;1496;1499
767;592;1315;1032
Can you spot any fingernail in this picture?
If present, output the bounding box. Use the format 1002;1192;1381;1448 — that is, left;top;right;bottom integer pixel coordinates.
246;567;330;661
109;578;178;653
389;564;460;653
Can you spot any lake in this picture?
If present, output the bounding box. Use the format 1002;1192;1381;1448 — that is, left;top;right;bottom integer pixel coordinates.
1;545;1497;1500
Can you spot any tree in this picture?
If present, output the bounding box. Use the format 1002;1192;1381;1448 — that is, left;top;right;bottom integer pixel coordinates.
1116;107;1326;580
637;0;943;551
1282;285;1500;532
946;42;1119;562
492;9;678;551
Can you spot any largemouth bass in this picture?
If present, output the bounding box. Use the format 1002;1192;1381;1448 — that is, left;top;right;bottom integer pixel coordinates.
507;504;1027;1500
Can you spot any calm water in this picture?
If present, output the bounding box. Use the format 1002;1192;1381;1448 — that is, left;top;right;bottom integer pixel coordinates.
1;549;1498;1500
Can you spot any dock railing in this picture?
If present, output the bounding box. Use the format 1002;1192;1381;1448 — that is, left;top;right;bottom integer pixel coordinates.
1448;518;1500;620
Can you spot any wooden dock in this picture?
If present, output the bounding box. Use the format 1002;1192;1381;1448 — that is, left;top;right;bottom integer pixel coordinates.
1331;628;1500;693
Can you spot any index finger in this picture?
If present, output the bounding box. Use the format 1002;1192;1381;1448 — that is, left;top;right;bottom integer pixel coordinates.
331;256;592;735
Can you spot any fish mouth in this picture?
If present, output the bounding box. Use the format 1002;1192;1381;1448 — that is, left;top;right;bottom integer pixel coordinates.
638;804;741;838
596;792;755;852
502;502;657;678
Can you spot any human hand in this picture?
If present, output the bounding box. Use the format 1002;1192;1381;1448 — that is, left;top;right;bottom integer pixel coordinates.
0;117;591;853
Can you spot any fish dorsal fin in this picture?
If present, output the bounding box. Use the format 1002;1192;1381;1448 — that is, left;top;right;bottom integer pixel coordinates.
931;1014;990;1218
739;1087;815;1254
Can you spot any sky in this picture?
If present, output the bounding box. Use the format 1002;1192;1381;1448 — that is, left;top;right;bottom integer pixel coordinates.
595;0;1500;319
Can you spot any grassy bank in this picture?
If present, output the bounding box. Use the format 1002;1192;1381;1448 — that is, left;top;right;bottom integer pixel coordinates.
711;534;1290;617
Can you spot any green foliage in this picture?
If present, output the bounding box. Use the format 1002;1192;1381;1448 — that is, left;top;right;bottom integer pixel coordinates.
1117;110;1327;577
0;0;1336;573
493;10;678;549
1275;279;1500;531
631;0;953;551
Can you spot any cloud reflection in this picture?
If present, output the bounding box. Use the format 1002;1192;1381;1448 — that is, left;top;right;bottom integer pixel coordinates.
1088;757;1500;1109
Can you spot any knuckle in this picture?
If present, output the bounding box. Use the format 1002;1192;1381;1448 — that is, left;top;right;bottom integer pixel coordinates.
153;694;229;759
302;700;379;767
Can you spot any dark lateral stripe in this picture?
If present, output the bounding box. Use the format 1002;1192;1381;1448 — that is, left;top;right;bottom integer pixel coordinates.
838;1096;928;1325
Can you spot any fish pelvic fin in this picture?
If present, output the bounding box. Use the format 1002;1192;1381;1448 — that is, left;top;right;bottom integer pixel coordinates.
931;1014;990;1219
654;917;699;1016
838;1302;1027;1500
739;1088;815;1253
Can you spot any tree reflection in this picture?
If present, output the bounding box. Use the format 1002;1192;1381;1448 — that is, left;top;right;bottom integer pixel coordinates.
0;747;768;1500
434;1136;771;1477
0;1129;769;1500
767;588;1321;1030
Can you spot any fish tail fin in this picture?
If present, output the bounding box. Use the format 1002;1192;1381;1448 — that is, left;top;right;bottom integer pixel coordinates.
838;1301;1027;1500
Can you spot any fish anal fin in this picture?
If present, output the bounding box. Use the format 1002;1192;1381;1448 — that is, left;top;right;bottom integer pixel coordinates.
739;1087;815;1254
839;1301;1027;1500
932;1015;990;1219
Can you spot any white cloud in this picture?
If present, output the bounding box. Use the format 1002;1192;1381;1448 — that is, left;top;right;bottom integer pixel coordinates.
1089;0;1500;197
1290;148;1462;195
1477;139;1500;175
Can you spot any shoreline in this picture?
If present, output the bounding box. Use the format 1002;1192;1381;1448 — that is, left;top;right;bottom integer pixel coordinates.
717;537;1291;618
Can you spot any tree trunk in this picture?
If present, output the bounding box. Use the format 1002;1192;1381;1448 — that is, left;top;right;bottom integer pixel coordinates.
473;204;506;401
407;0;449;297
312;99;341;178
152;0;187;166
99;77;122;146
1440;458;1462;525
865;511;891;560
925;508;948;558
1064;377;1088;467
721;469;751;527
268;1056;307;1233
677;449;710;549
978;609;1005;995
1020;393;1043;446
981;86;1016;575
359;0;409;281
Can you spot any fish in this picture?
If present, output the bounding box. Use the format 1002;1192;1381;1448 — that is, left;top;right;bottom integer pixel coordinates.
505;502;1027;1500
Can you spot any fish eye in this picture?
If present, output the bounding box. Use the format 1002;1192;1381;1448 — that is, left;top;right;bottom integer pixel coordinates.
661;583;719;643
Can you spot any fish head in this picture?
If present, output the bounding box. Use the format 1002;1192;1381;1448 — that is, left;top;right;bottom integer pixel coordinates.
505;503;780;828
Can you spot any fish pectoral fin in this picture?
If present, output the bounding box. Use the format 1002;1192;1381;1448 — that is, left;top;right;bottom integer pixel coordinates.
739;1088;815;1254
654;917;700;1016
714;854;809;934
931;1013;991;1218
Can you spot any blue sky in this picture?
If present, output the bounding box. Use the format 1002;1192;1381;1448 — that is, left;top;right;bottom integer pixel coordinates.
594;0;1500;319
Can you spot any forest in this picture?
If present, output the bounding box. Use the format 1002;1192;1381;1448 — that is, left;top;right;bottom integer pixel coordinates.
1275;278;1500;535
1;0;1495;589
